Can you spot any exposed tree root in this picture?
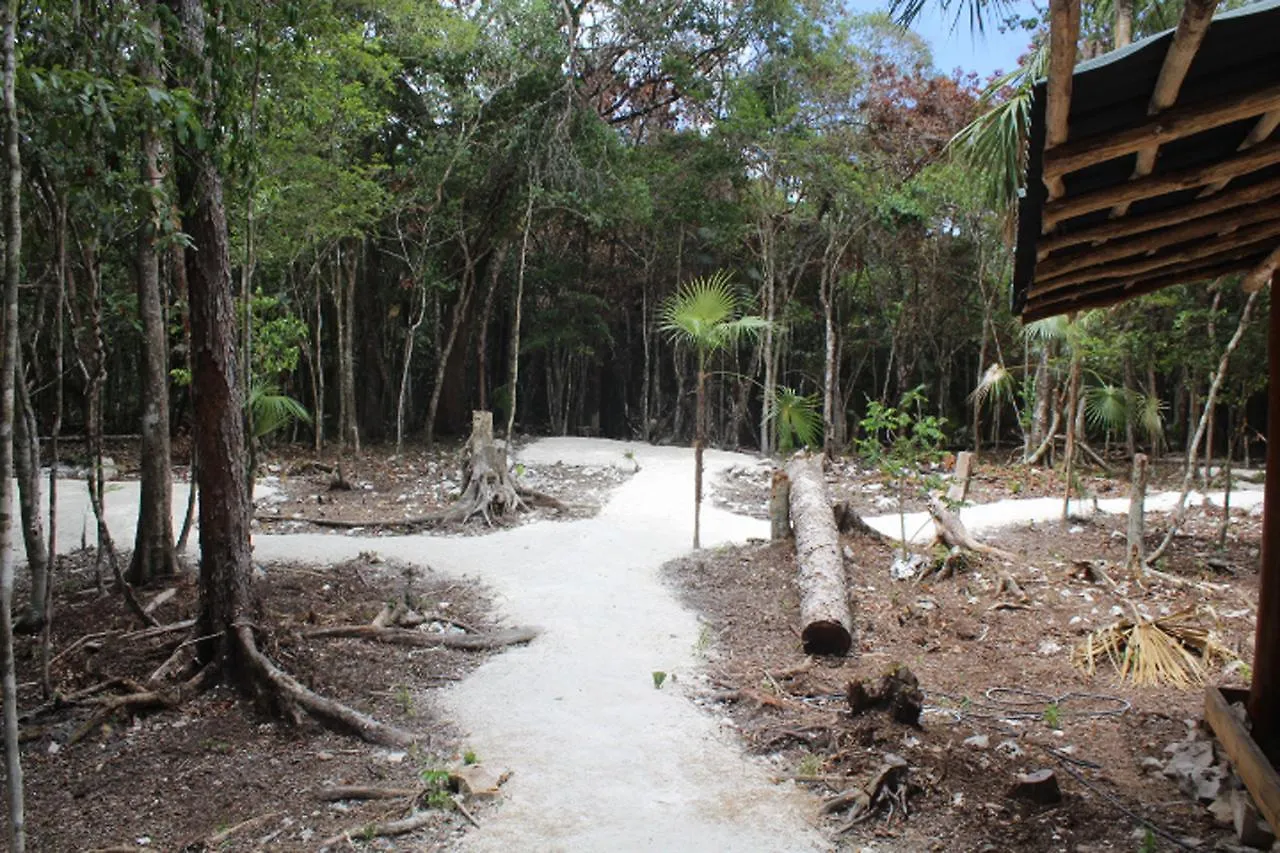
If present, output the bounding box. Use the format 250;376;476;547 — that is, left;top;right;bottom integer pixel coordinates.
301;624;539;651
235;625;417;748
316;785;418;802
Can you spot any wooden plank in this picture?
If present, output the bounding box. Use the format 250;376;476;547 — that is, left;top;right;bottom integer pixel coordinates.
1037;206;1280;279
1109;0;1219;218
1038;173;1280;259
1042;0;1081;200
1205;686;1280;838
1044;82;1280;179
1250;288;1280;758
1242;243;1280;293
1034;218;1280;293
1023;254;1259;320
1201;108;1280;196
1042;137;1280;230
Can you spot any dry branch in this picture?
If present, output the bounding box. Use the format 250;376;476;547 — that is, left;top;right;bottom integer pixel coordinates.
302;624;540;651
320;810;438;850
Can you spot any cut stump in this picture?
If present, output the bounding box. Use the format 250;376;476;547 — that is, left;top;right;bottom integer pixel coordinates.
786;456;853;656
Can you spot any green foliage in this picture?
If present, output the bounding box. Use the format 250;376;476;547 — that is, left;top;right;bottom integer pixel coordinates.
1042;702;1061;729
248;385;312;440
660;270;767;357
771;386;822;452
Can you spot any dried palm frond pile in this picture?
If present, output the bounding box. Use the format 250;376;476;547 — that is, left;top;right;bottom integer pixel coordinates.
1073;608;1237;688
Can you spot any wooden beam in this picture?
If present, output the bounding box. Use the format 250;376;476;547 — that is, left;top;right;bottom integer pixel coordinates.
1243;243;1280;293
1109;0;1219;218
1039;172;1280;259
1042;137;1280;230
1250;289;1280;763
1037;206;1280;279
1023;255;1257;320
1034;218;1280;293
1201;108;1280;196
1043;82;1280;179
1206;687;1280;835
1042;0;1081;200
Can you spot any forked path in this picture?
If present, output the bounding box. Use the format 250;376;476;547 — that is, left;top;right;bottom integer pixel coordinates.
252;437;827;852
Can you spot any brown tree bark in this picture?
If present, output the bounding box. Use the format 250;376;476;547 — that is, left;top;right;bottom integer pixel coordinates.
129;0;178;584
167;0;254;670
13;351;48;627
786;456;853;656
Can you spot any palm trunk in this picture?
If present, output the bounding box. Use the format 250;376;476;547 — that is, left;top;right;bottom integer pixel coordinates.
693;351;706;549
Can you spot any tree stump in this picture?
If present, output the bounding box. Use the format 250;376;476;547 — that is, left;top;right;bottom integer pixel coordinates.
454;411;526;524
946;450;975;504
769;469;791;540
786;456;853;656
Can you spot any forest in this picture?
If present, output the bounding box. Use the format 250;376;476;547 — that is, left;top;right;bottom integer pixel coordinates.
0;0;1274;850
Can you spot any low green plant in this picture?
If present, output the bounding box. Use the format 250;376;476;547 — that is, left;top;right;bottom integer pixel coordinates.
652;671;667;689
394;685;414;716
421;767;454;809
463;750;478;766
797;752;822;777
1043;703;1061;729
770;386;822;452
1137;827;1157;853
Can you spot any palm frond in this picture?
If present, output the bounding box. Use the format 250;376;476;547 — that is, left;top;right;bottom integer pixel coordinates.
661;270;766;355
1084;383;1129;434
1073;609;1235;688
1023;314;1070;345
250;385;312;439
1134;391;1166;445
770;387;822;452
968;362;1015;409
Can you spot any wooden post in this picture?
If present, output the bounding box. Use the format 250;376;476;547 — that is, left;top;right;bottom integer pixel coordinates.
769;469;791;541
1249;292;1280;761
947;451;974;504
1127;453;1148;570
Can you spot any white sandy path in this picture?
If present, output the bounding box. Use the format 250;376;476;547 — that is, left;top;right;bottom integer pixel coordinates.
4;441;1267;851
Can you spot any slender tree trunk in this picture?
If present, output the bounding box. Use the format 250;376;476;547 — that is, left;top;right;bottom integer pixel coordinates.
474;240;509;413
819;267;837;459
312;273;324;453
337;244;359;453
0;0;27;842
425;242;477;447
40;193;66;696
14;351;48;626
1123;354;1137;457
168;0;253;671
1028;345;1052;462
1147;290;1259;566
1114;0;1133;48
395;285;425;455
1062;349;1081;520
130;7;178;583
507;193;532;441
693;352;705;549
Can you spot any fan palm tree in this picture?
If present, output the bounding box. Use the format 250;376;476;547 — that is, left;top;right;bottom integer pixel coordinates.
662;271;767;549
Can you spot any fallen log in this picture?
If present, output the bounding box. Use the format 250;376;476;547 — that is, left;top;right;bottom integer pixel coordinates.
927;497;1017;563
786;456;853;656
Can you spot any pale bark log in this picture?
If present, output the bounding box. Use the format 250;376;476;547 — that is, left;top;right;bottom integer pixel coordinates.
1127;453;1148;570
769;469;791;541
786;456;852;656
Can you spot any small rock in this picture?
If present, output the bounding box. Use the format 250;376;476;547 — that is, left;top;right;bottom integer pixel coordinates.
963;734;990;750
1232;791;1276;849
843;545;855;561
450;765;510;799
1208;793;1235;827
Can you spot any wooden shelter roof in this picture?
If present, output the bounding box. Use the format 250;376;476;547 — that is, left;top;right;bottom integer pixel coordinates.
1012;0;1280;321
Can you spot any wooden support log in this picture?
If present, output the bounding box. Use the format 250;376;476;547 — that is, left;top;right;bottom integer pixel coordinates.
1108;0;1220;218
1205;687;1280;836
1037;206;1280;280
1038;173;1280;259
1127;453;1148;571
1249;289;1280;759
1242;243;1280;293
1042;0;1081;199
1035;218;1280;293
785;456;853;656
1043;82;1280;179
1042;138;1280;231
1202;107;1280;196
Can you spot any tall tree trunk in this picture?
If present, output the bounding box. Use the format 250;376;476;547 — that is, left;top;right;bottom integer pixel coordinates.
40;191;66;695
1114;0;1133;48
1123;354;1137;457
1028;346;1052;461
168;0;253;671
819;266;837;459
474;240;509;413
506;193;532;441
1061;348;1081;520
395;284;425;455
336;244;359;452
0;0;26;842
312;273;324;453
14;351;48;626
425;241;477;447
130;5;178;584
1147;290;1260;566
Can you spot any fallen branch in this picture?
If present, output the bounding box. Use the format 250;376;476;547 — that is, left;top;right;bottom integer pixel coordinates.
205;812;281;846
320;810;438;849
301;624;540;651
316;786;417;802
68;687;175;745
